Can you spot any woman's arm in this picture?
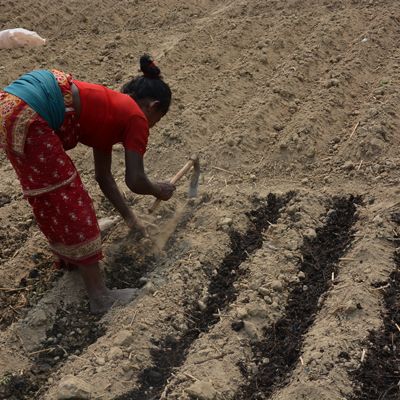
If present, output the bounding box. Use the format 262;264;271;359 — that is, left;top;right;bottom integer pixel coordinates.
125;149;175;200
93;149;133;220
93;149;175;235
93;149;149;235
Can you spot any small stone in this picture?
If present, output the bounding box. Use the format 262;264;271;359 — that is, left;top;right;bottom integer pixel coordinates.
121;360;132;372
250;363;259;374
323;78;339;88
114;330;134;347
306;148;316;158
344;300;357;314
264;295;272;304
186;380;217;400
250;282;260;291
286;240;298;251
369;108;379;118
271;280;284;292
342;161;355;170
304;228;316;241
327;209;336;218
273;123;284;131
258;287;270;296
220;217;233;227
107;347;123;361
279;140;288;149
286;205;297;215
115;72;123;81
298;271;306;280
96;357;106;366
58;375;92;400
373;216;384;226
198;300;207;312
144;281;156;295
236;307;248;319
137;323;147;330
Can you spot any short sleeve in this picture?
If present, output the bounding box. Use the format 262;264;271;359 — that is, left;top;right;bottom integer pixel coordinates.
122;113;150;156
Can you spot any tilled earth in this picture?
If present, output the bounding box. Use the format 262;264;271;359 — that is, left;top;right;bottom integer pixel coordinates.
1;1;400;399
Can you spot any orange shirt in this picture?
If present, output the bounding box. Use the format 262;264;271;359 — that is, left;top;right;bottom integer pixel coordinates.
74;81;149;156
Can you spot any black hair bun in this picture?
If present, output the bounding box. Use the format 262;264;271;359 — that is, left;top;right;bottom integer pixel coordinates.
140;55;161;78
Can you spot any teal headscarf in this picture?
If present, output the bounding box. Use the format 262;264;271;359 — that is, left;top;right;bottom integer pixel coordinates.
4;70;65;131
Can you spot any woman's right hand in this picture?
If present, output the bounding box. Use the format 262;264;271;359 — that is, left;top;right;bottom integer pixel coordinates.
157;181;176;200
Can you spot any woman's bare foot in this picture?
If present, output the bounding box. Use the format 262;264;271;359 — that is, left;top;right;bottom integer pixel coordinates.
89;288;139;313
78;262;139;313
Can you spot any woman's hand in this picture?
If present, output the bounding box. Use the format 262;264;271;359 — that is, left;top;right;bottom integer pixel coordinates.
156;180;176;201
125;150;176;201
124;212;157;238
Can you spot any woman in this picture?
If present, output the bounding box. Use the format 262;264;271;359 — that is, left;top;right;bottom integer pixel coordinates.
0;55;176;312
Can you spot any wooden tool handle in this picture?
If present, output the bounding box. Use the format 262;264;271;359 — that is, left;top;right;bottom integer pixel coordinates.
148;158;196;213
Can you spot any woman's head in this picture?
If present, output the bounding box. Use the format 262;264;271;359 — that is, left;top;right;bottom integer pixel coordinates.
121;55;172;118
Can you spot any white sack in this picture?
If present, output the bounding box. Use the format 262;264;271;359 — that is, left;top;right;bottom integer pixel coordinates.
0;28;46;49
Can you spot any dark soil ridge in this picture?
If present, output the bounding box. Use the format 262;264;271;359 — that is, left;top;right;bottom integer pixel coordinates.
0;259;63;332
348;213;400;400
238;195;363;400
113;192;296;400
0;304;106;400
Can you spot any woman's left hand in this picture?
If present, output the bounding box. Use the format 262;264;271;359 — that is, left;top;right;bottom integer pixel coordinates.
124;213;157;238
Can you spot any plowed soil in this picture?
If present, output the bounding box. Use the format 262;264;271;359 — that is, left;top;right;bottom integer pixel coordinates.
1;1;400;399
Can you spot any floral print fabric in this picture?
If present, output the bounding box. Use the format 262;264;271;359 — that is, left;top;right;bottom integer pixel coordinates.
2;70;102;270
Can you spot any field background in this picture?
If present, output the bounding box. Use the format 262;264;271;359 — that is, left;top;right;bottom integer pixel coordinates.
1;1;400;399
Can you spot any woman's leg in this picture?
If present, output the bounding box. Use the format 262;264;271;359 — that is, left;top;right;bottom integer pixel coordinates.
78;262;139;313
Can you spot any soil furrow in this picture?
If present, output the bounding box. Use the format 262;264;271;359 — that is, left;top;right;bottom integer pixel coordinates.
113;192;295;400
238;195;362;399
348;213;400;400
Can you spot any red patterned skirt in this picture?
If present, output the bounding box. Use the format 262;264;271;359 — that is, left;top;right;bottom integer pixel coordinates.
1;70;102;270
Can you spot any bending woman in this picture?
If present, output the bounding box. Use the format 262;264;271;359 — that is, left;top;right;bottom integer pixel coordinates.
0;55;175;312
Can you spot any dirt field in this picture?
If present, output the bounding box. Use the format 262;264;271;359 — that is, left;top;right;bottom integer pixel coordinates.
1;0;400;399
